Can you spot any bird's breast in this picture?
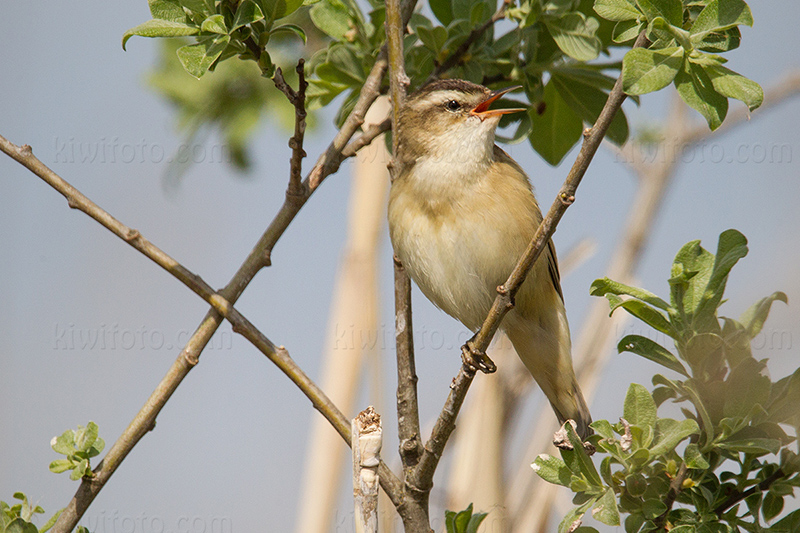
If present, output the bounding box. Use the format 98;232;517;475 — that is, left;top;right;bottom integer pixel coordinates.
388;165;542;331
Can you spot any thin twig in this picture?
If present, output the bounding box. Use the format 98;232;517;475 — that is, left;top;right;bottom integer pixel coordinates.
272;59;308;197
394;256;423;471
654;463;689;530
712;468;787;517
413;30;651;496
426;0;511;84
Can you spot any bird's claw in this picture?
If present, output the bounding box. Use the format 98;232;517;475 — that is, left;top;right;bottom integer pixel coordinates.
461;341;496;374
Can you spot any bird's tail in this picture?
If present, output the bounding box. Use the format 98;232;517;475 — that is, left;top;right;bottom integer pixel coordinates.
504;308;593;440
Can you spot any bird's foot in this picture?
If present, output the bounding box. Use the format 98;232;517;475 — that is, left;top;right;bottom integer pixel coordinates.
460;340;497;374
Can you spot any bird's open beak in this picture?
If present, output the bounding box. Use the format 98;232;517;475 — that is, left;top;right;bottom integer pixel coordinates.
470;85;526;120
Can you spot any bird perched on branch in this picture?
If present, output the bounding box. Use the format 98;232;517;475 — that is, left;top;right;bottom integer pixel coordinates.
388;79;592;438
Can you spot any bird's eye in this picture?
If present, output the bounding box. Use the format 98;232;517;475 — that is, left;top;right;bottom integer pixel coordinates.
445;100;461;112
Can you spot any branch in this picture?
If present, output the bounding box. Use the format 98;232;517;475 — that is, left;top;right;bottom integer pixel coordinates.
385;0;434;529
426;0;511;84
13;38;396;532
713;468;787;518
412;30;651;495
0;134;405;526
272;59;308;197
394;257;423;471
653;463;689;530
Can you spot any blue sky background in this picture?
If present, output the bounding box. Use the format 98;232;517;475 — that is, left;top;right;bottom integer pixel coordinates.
1;2;799;532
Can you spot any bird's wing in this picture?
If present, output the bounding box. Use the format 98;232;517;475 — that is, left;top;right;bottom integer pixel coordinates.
547;239;564;302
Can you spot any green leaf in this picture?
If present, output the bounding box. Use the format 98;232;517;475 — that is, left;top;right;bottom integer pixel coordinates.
40;509;63;533
642;498;668;520
558;497;598;533
416;25;448;53
270;23;307;43
772;508;800;532
528;80;583;165
532;454;573;486
180;0;213;16
693;229;748;321
690;0;752;43
592;488;621;526
704;64;764;112
122;19;200;50
619;335;688;376
259;0;304;21
650;418;700;458
717;437;781;455
149;0;188;22
591;278;672;311
739;292;787;339
560;422;604;488
624;383;658;429
430;0;454;25
622;46;683;95
637;0;682;26
49;459;73;474
232;0;265;29
762;491;784;522
613;19;644;43
594;0;640;21
625;473;648;497
200;14;227;34
310;0;351;40
607;298;676;339
5;518;39;533
550;73;629;145
51;430;76;455
724;358;770;419
466;511;488;533
697;26;741;53
177;35;230;78
670;238;713;315
545;12;602;61
683;443;710;469
674;51;728;130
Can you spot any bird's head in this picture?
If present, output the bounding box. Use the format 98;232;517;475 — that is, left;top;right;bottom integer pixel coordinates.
397;79;524;164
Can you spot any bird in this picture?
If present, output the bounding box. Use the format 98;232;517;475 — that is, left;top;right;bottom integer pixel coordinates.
387;79;592;439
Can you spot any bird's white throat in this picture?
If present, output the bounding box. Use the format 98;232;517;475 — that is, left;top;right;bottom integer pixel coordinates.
410;115;500;197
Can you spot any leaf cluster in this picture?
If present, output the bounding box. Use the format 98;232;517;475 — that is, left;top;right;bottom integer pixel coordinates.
48;421;105;481
604;0;763;129
124;0;764;174
124;0;309;78
0;493;70;533
444;503;488;533
535;230;800;532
